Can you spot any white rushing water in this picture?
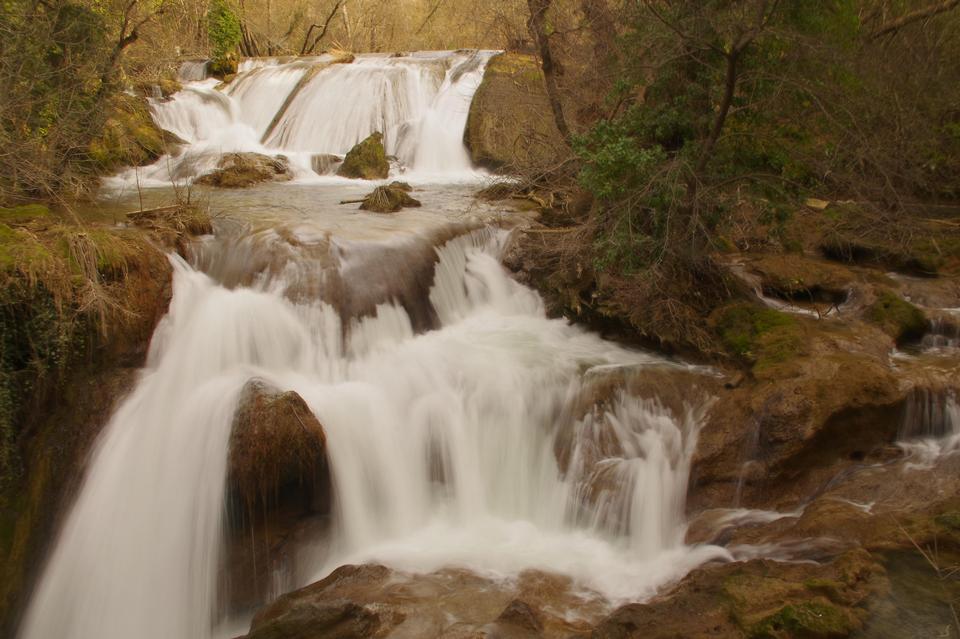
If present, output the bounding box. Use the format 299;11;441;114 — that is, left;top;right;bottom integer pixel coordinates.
20;227;728;639
22;50;730;639
898;388;960;466
114;51;493;188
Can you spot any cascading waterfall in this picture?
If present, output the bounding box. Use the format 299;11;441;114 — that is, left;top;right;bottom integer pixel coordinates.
19;227;729;639
898;388;960;464
114;51;494;188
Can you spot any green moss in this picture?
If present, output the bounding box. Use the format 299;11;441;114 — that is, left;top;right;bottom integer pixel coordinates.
0;205;50;225
337;132;389;180
88;95;165;172
866;291;927;343
934;511;960;531
749;601;855;638
715;303;805;369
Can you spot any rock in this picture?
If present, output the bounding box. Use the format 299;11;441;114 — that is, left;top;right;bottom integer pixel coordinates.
591;550;886;639
691;318;909;511
805;198;831;211
337;132;389;180
358;182;422;213
744;254;855;306
240;564;603;639
208;53;238;79
88;93;171;171
224;379;330;614
195;152;293;188
311;153;342;175
865;290;927;344
464;53;566;170
494;600;545;637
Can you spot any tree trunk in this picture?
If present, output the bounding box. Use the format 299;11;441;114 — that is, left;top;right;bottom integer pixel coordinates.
527;0;571;143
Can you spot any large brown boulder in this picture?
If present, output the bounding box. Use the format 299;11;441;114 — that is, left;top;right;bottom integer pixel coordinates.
240;564;605;639
464;53;566;171
223;380;330;614
691;319;907;511
337;132;389;180
195;152;293;188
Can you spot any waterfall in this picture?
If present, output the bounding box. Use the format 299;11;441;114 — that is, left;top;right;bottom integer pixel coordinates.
19;229;728;639
898;388;960;465
115;51;494;188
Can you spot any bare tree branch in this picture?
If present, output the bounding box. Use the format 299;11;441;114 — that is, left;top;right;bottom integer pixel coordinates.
301;0;345;55
870;0;960;40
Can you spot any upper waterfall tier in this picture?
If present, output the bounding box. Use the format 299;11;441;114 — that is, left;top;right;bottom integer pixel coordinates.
121;51;495;187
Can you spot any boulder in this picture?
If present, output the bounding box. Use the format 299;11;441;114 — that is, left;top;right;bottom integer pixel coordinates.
464;53;566;170
195;152;293;188
337;132;389;180
691;318;908;511
865;290;927;344
240;564;603;638
359;182;422;213
591;550;886;639
223;380;330;614
88;93;172;172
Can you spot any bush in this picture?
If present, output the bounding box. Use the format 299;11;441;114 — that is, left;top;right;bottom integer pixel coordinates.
207;0;242;62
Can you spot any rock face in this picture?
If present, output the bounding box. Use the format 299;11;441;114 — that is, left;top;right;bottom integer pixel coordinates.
223;380;330;614
240;564;608;639
591;550;886;639
336;132;389;180
464;53;566;170
195;152;293;188
359;181;422;213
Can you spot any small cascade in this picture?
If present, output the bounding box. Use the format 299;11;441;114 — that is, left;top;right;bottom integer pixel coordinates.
116;51;494;188
178;59;210;82
20;228;729;639
920;316;960;352
897;388;960;464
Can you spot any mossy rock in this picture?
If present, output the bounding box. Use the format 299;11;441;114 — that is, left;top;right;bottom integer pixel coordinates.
713;302;806;371
464;53;565;170
866;291;927;343
88;94;167;172
337;132;389;180
359;182;421;213
749;601;859;638
208;54;238;79
195;152;293;188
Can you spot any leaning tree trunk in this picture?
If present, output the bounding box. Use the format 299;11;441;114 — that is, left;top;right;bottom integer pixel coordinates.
526;0;571;143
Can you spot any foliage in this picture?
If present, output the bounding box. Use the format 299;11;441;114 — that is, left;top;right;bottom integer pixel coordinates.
574;0;960;278
206;0;241;61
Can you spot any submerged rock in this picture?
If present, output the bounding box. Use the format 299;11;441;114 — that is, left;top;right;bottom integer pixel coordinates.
337;132;389;180
311;153;342;175
359;181;422;213
195;152;293;188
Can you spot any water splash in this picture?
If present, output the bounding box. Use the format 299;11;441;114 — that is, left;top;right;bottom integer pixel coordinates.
898;388;960;467
112;51;494;189
20;229;729;638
